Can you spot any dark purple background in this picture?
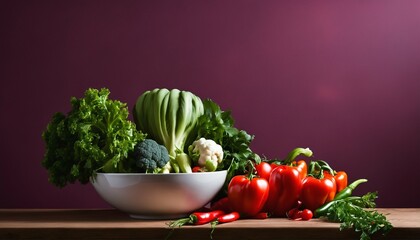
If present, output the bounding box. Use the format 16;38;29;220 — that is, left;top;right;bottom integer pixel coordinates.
1;0;420;208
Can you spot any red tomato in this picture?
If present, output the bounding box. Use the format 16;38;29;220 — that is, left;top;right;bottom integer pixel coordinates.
301;209;313;220
192;166;204;172
287;208;313;221
287;208;301;220
227;175;269;217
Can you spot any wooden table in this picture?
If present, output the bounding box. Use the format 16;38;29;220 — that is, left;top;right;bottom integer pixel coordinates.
0;208;419;239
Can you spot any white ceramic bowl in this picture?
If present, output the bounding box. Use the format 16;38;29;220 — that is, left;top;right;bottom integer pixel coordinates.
91;171;227;219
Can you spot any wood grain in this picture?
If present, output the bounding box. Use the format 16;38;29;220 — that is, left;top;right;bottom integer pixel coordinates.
0;208;419;239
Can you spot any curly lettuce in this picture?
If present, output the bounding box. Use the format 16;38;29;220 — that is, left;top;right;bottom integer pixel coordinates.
42;88;145;188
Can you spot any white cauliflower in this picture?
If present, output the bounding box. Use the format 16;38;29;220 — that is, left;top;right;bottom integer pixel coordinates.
188;138;224;172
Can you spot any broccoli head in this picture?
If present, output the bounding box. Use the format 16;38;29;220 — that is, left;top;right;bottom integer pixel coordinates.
132;139;170;172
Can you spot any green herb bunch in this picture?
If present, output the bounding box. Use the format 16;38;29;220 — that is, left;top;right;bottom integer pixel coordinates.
323;192;393;240
42;88;145;187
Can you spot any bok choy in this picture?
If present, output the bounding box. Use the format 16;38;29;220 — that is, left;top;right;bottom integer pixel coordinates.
133;88;204;173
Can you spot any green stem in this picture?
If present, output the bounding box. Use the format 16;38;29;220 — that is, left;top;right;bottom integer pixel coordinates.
308;160;335;178
283;147;313;165
175;152;192;173
168;216;192;228
308;161;323;179
246;160;256;180
316;160;335;175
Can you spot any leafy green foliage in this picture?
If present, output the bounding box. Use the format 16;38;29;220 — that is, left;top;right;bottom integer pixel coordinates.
195;99;260;190
323;192;393;240
42;88;146;187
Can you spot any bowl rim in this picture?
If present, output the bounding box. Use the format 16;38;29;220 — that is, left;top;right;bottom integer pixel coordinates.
93;170;228;176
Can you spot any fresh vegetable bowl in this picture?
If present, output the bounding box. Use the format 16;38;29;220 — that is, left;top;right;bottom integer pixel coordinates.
91;170;227;219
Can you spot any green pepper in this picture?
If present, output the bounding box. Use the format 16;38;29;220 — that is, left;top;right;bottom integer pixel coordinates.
334;178;367;200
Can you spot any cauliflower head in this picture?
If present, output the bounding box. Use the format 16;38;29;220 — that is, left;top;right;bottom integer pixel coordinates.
188;138;223;172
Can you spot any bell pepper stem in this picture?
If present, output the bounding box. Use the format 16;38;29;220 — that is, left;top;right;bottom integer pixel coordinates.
283;147;313;165
246;160;257;180
317;160;336;175
308;161;323;178
308;160;335;178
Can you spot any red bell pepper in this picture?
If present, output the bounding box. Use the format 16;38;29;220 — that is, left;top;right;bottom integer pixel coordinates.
293;159;308;179
300;176;335;212
322;171;337;202
227;173;269;217
270;159;308;179
263;148;312;217
334;171;348;193
279;147;312;179
264;165;303;217
300;160;337;211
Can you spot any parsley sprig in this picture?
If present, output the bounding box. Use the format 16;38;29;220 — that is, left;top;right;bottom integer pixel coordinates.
322;192;393;240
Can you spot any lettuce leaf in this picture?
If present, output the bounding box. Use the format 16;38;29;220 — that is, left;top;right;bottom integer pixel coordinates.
42;88;145;188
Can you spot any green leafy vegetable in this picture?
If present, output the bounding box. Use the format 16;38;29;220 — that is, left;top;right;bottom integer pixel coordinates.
42;88;145;187
194;99;260;190
133;88;204;173
321;192;393;240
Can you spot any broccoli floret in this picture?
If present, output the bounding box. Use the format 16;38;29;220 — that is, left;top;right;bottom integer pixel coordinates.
132;139;170;172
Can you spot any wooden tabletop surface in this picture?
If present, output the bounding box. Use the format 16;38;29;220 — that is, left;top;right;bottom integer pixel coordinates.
1;208;419;239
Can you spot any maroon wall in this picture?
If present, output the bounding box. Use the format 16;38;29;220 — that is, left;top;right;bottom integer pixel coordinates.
1;0;420;208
